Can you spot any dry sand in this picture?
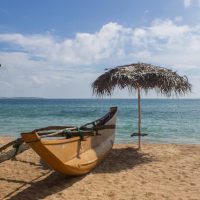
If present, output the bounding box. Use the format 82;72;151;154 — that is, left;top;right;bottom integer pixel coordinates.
0;136;200;200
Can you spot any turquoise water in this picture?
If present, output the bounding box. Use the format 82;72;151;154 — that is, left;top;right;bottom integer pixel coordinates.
0;98;200;144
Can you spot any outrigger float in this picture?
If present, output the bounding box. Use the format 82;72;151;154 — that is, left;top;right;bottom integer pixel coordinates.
0;107;117;176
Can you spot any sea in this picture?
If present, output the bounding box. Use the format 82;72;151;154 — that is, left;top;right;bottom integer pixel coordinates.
0;98;200;144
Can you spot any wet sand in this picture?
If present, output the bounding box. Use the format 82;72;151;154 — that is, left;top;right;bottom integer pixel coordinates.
0;137;200;200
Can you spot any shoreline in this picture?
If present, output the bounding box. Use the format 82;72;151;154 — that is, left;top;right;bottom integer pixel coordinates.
0;137;200;199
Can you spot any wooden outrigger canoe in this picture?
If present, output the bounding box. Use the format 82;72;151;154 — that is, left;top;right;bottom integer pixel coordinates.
20;107;117;176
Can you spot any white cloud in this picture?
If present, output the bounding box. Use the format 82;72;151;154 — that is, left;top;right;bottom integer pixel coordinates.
132;21;200;72
150;19;190;38
183;0;200;7
184;0;192;7
0;23;128;66
0;20;200;97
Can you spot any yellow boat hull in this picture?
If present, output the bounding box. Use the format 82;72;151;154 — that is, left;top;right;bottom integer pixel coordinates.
21;107;117;176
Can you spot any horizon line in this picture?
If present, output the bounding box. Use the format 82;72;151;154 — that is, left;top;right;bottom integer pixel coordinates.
0;97;200;100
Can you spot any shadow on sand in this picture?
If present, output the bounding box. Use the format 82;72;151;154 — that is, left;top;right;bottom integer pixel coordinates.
93;146;154;174
12;158;50;170
4;147;154;200
4;172;86;200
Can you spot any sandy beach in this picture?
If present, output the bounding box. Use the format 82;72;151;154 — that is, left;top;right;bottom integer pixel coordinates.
0;137;200;200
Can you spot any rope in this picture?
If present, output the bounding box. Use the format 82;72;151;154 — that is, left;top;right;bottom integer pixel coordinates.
92;122;100;135
63;128;85;141
63;129;73;139
77;128;84;141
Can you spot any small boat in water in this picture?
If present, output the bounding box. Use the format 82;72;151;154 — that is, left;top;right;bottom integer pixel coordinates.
20;107;117;175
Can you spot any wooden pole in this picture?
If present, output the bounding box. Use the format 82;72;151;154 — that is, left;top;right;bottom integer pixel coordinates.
138;87;141;149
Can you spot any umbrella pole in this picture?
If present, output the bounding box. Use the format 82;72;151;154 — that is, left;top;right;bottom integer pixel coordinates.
138;87;141;149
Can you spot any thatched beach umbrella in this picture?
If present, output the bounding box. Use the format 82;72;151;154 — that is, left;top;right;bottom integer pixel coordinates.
92;63;192;149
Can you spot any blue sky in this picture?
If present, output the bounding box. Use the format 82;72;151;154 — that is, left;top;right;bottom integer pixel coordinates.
0;0;200;98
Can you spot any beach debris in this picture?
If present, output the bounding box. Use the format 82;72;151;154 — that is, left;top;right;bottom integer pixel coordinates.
92;63;192;149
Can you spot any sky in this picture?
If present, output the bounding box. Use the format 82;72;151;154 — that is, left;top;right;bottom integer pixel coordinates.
0;0;200;98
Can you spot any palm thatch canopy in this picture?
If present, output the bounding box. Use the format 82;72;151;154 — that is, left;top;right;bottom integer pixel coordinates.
92;63;192;149
92;63;191;97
